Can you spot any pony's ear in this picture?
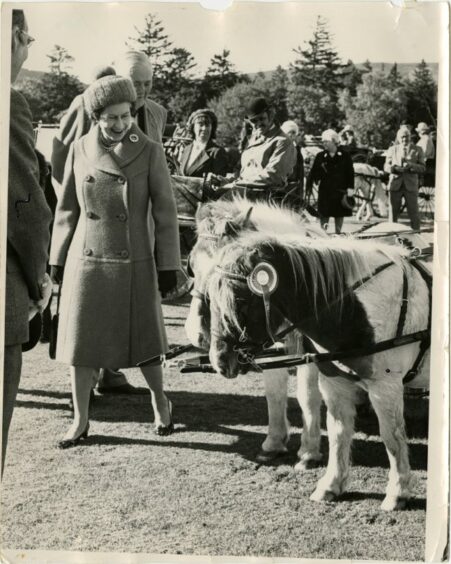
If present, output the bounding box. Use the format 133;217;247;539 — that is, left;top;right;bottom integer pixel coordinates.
222;219;240;237
244;207;253;226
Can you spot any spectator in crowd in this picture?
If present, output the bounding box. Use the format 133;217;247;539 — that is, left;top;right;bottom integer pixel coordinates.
49;76;181;448
3;9;53;475
384;125;425;230
177;109;229;177
339;125;357;150
415;122;435;160
213;98;295;200
280;120;305;199
306;129;355;234
115;50;167;144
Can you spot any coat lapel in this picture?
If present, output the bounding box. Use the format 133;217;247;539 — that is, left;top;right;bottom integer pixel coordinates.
112;123;147;168
179;144;192;176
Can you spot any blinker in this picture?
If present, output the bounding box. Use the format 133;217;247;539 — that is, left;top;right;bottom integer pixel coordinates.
247;262;278;296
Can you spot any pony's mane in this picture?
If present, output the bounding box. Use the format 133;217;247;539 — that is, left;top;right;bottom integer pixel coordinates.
208;229;411;336
196;196;326;240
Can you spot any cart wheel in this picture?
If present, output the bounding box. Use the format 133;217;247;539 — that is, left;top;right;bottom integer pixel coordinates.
304;183;319;208
418;186;435;221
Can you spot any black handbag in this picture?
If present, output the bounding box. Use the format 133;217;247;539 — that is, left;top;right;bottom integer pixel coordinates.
49;285;61;360
22;312;42;352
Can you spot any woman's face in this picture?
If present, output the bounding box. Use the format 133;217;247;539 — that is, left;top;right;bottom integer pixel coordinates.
98;102;133;142
129;64;152;109
323;139;337;153
193;117;212;143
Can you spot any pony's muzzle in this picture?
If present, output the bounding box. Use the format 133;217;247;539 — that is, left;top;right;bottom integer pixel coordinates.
209;339;239;379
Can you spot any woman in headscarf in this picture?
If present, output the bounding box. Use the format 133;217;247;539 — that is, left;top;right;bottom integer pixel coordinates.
177;109;229;177
49;76;181;448
306;129;355;234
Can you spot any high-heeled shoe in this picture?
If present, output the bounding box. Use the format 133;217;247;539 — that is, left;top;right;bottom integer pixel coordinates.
154;399;174;436
57;423;90;449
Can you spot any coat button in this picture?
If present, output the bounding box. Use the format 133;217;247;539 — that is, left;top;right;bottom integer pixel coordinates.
117;177;126;184
85;175;94;182
84;248;93;256
120;250;129;258
117;213;127;222
86;211;95;219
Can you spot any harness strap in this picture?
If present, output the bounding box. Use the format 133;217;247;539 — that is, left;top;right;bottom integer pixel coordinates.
262;285;277;345
350;261;394;292
396;270;409;338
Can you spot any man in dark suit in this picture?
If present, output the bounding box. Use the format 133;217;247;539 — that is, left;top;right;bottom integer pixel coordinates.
3;9;52;475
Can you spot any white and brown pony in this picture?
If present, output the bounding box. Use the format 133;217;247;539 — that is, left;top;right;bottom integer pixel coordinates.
206;231;431;510
354;163;389;222
185;197;327;466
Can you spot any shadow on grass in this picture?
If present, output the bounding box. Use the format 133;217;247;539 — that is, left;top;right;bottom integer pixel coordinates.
340;491;426;511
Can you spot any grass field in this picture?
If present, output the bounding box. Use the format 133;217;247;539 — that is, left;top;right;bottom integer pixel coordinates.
1;298;429;561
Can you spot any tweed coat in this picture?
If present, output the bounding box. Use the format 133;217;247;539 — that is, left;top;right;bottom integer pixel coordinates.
384;143;425;192
49;123;181;367
51;96;167;184
6;89;52;346
306;148;355;218
178;140;229;177
239;126;295;188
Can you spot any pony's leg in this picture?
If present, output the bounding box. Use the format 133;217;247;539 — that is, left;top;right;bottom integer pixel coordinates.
258;369;290;459
295;365;323;470
366;377;413;511
310;375;358;502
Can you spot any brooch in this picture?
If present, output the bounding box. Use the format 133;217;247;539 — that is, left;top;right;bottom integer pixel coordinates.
129;133;139;143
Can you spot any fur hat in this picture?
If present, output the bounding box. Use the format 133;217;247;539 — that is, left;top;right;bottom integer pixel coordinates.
83;75;136;116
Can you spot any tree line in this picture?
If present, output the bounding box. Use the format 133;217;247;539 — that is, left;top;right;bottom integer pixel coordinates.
18;14;437;149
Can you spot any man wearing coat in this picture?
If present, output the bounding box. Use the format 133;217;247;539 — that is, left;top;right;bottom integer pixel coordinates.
384;125;425;230
236;98;295;195
50;51;168;395
3;9;52;474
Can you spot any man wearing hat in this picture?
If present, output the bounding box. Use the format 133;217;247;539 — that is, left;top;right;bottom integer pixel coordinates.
415;122;435;160
339;125;357;150
4;9;53;474
234;97;295;194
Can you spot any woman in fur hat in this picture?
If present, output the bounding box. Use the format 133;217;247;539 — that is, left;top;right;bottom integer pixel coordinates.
49;76;181;447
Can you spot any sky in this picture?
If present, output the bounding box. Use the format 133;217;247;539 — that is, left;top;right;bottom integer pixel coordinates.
8;1;446;82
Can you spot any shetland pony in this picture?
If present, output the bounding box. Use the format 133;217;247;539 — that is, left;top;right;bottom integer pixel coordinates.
207;231;430;510
354;163;388;221
185;197;327;464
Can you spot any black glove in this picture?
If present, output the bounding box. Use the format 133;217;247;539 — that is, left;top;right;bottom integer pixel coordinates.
158;270;178;297
50;265;64;284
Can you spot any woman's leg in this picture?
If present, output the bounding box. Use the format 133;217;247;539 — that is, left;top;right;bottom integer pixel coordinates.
140;364;171;427
62;366;97;440
335;217;344;234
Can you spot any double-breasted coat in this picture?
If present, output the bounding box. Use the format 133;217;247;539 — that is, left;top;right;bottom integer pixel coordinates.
49;123;181;367
383;143;425;192
178;140;229;177
306;148;355;218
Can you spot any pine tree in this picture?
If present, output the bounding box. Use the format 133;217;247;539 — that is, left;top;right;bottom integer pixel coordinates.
126;13;173;80
203;49;240;99
387;63;403;87
290;15;344;94
404;60;437;126
341;59;364;96
47;45;74;75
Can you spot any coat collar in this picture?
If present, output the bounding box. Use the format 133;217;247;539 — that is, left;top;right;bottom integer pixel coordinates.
180;140;216;175
80;123;147;174
246;125;282;148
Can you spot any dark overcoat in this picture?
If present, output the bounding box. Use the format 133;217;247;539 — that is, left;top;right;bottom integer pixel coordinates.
49;123;181;367
6;89;52;346
178;140;229;177
307;149;355;218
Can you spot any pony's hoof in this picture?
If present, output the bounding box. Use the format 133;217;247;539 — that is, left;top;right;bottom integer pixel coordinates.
255;449;288;464
381;496;408;511
295;457;322;472
310;488;338;503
